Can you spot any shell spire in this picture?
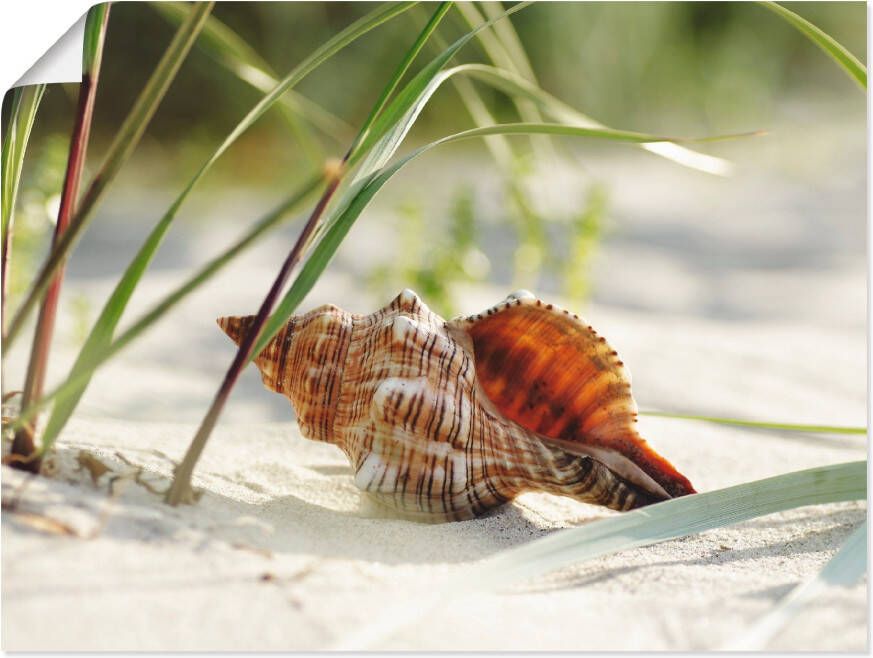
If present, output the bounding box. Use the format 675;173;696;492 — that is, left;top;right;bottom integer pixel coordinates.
217;304;353;443
217;289;695;521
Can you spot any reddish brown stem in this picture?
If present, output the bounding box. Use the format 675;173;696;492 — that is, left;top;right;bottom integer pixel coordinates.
10;9;110;470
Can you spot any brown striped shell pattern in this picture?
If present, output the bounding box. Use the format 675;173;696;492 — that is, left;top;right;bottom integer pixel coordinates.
218;289;695;522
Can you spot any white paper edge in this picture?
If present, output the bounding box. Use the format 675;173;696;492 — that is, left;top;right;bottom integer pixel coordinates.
12;11;87;88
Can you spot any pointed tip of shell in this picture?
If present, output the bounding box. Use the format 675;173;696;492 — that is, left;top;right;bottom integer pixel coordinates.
390;288;430;315
216;314;254;346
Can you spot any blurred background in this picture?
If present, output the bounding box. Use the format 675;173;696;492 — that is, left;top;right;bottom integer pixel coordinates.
2;1;866;425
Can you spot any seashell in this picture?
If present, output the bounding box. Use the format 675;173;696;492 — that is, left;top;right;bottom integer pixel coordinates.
218;289;695;521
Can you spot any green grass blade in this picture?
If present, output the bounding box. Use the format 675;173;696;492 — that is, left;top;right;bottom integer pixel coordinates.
33;2;415;456
11;174;322;433
4;2;215;349
726;520;866;650
349;1;534;167
455;2;557;164
760;2;866;90
1;84;46;326
456;63;734;175
640;410;866;435
459;4;733;177
428;28;515;167
152;2;353;146
426;122;752;144
296;5;537;275
1;86;46;241
81;2;110;74
336;460;866;649
355;58;735;186
152;0;319;163
350;1;452;158
476;1;538;82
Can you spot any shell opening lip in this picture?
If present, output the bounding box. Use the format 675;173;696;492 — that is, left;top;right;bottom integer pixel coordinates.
538;436;673;501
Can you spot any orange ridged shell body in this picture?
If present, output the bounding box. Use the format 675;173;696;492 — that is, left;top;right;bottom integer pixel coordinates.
219;289;695;521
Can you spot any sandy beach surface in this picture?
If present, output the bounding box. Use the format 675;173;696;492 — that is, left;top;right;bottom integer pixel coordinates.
2;116;867;651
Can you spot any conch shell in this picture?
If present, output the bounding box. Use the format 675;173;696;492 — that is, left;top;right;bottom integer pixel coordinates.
219;290;694;521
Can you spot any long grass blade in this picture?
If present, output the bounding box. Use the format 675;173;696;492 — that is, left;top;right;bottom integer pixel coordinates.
455;2;557;164
335;460;866;649
165;1;446;505
34;2;415;460
350;2;453;158
348;1;533;169
640;411;866;435
725;520;866;650
475;1;538;81
4;2;215;349
10;4;110;469
760;2;866;90
11;174;322;433
456;63;734;175
429;29;514;167
1;84;46;331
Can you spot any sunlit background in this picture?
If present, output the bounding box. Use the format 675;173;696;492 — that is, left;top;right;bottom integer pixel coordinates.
2;1;866;424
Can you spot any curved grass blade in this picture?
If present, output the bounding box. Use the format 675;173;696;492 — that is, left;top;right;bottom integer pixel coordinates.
34;3;416;458
4;2;215;349
349;2;452;160
334;460;866;649
11;174;322;434
165;1;449;505
152;1;354;153
429;28;514;166
640;410;866;436
1;84;46;329
725;520;866;650
348;1;533;167
475;1;538;82
455;2;557;165
457;63;734;175
1;86;47;251
760;2;866;90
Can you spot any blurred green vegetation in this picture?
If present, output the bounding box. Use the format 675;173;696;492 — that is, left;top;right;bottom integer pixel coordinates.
9;3;865;178
1;1;865;314
369;185;491;316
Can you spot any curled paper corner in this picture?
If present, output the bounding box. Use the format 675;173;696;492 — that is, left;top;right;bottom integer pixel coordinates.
13;12;87;88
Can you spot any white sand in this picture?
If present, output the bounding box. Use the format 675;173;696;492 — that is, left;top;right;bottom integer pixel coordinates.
2;297;866;651
2;116;867;650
